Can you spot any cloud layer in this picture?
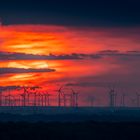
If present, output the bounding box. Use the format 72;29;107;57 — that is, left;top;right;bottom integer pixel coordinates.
0;24;140;106
0;68;55;74
0;52;82;60
1;50;140;61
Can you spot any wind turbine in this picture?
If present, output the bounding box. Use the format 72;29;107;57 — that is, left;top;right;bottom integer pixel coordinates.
136;91;140;107
0;86;11;106
0;87;3;106
37;92;44;106
41;93;44;106
14;96;20;106
55;86;63;107
59;87;72;107
108;86;117;107
37;92;40;106
20;86;29;106
44;91;51;106
131;98;137;107
71;89;79;107
63;93;67;107
6;87;13;106
4;94;14;106
121;92;127;107
33;91;37;106
29;86;41;106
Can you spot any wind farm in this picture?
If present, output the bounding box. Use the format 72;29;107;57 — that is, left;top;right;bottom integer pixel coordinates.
0;85;140;123
0;85;139;107
0;85;79;107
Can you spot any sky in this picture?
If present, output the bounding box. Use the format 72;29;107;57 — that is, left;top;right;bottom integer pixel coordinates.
0;0;140;106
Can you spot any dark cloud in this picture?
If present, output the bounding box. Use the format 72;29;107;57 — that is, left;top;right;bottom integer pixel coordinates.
0;0;139;26
0;85;41;91
0;52;82;60
69;51;140;61
98;50;120;55
87;50;140;61
1;51;140;61
0;86;21;91
0;68;55;74
76;50;140;61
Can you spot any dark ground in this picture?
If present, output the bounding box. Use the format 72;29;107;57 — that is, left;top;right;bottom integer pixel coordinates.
0;121;140;140
0;108;140;140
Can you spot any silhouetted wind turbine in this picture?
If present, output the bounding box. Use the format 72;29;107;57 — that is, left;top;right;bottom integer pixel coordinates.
0;88;3;106
4;94;14;106
131;98;137;107
29;86;41;106
20;86;29;106
56;86;63;107
71;89;79;107
44;91;51;106
121;92;126;107
33;91;37;106
108;86;117;107
136;91;140;107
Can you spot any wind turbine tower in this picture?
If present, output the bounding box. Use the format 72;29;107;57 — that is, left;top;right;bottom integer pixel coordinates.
121;92;126;107
109;88;117;107
136;92;140;107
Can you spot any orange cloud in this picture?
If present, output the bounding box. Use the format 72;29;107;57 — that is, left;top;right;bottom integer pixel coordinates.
0;25;139;55
0;24;140;100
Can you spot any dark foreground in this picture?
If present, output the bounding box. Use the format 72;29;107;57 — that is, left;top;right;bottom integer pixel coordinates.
0;122;140;140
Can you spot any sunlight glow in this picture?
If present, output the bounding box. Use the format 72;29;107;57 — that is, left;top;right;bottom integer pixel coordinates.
7;61;49;69
10;74;35;81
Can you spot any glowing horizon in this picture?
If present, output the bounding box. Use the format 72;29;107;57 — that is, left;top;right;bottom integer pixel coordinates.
0;24;140;106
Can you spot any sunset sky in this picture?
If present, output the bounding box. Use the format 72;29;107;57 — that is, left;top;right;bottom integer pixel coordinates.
0;0;140;106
